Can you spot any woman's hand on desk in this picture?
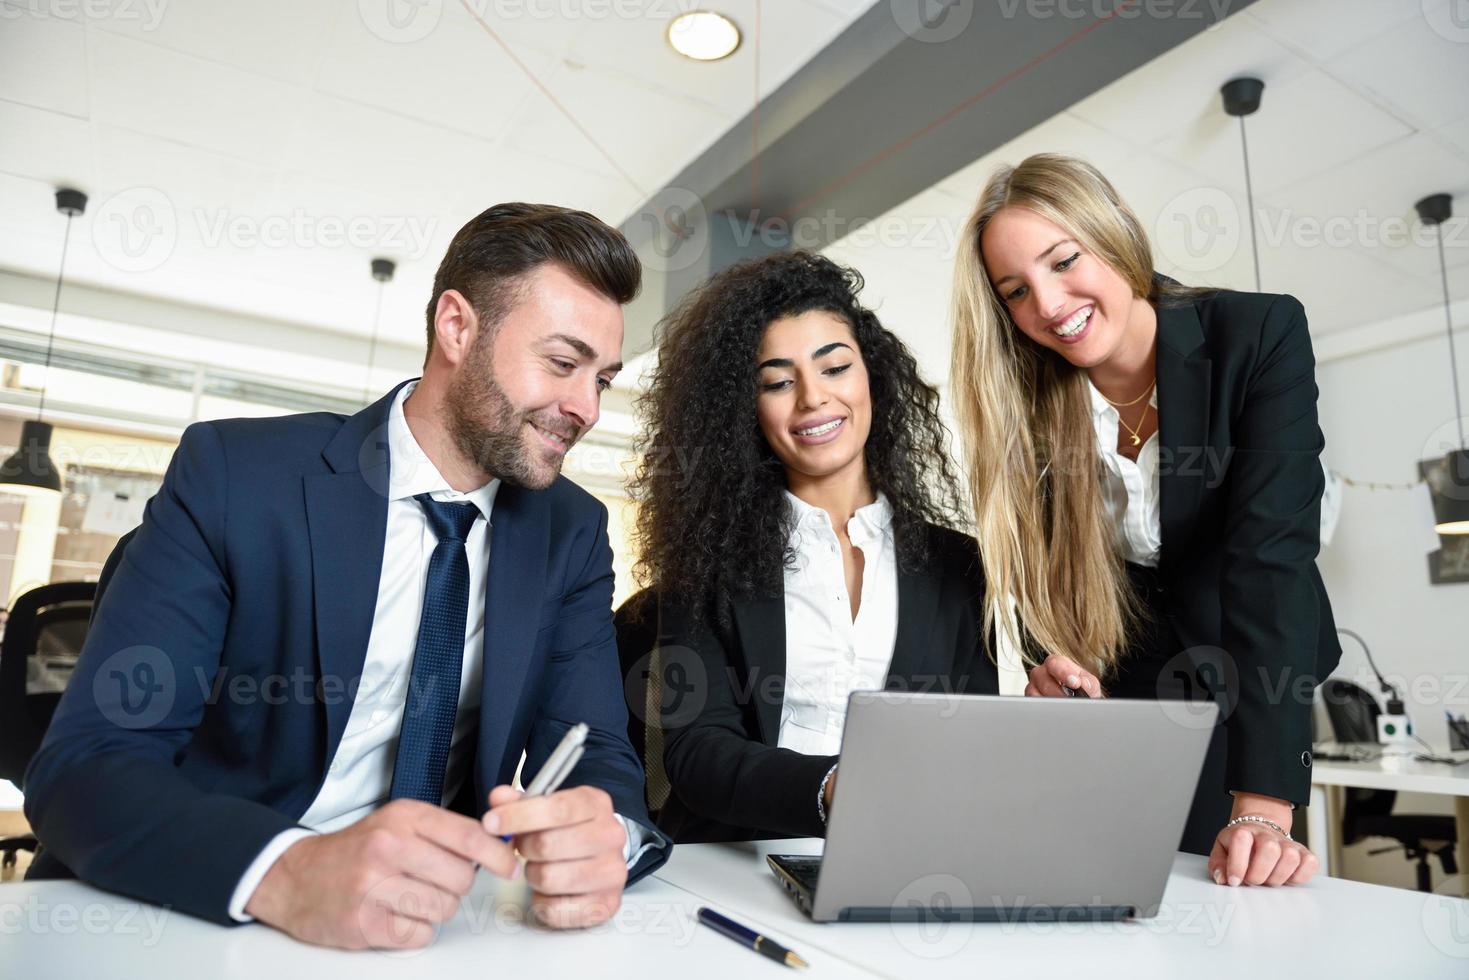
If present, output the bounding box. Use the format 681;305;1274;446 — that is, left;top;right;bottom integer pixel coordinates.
1208;792;1318;888
1024;654;1104;699
244;799;519;949
484;784;629;929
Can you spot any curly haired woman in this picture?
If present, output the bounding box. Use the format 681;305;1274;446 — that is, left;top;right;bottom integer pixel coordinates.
630;250;997;843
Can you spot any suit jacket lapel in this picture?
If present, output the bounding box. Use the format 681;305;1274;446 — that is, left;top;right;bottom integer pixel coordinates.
303;382;405;757
885;564;941;685
731;595;785;746
1156;300;1211;564
478;482;549;792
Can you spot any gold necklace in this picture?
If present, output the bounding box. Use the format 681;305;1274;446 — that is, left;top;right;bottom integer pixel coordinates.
1100;380;1155;409
1118;402;1152;447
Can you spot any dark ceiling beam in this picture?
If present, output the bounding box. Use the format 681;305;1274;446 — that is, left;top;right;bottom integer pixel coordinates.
619;0;1258;356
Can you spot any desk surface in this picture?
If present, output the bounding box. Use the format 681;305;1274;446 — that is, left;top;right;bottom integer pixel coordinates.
5;841;1468;979
1311;749;1469;795
657;840;1469;979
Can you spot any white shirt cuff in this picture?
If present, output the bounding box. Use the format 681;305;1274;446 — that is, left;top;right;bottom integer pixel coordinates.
228;828;318;923
614;812;664;869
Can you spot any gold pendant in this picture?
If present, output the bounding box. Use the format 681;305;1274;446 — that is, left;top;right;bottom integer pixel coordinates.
1130;434;1141;446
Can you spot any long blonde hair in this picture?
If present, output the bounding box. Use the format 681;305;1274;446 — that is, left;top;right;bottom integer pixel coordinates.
950;153;1200;675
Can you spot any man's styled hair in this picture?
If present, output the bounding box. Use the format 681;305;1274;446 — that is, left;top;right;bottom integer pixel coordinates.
425;202;642;351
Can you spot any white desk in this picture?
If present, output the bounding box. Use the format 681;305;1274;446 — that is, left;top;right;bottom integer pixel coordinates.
1308;749;1469;892
655;839;1469;979
2;870;870;979
9;840;1465;978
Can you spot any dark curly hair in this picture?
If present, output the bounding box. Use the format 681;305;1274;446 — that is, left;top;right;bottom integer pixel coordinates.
630;250;965;625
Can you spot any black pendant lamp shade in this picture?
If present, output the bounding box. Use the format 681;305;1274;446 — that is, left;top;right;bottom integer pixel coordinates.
1416;192;1469;535
1;188;87;497
0;419;62;494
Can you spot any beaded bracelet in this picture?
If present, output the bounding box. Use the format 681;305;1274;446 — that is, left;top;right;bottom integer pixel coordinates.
1226;814;1292;841
817;764;838;824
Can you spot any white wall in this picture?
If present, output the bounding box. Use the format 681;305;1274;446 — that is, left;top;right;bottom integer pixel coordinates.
1315;319;1467;891
1316;327;1469;746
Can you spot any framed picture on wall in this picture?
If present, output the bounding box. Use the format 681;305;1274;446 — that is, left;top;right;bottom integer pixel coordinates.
1419;457;1469;585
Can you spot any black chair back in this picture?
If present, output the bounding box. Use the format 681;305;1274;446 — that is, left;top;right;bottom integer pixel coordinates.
613;588;670;818
0;581;97;790
1318;678;1399;844
1321;678;1380;744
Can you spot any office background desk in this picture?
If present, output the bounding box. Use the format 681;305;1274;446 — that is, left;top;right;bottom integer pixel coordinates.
1308;750;1469;895
8;839;1468;978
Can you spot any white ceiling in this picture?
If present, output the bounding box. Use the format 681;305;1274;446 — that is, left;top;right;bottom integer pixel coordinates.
0;0;875;354
823;0;1469;387
3;0;1468;402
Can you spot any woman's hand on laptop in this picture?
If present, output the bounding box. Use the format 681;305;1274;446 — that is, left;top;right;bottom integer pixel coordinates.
483;784;629;929
1024;653;1104;698
1208;792;1318;887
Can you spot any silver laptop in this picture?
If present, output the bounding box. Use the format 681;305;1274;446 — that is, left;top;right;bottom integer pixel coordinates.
767;691;1217;922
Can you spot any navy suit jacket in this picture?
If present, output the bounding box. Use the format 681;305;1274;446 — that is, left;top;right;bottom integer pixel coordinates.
24;382;669;923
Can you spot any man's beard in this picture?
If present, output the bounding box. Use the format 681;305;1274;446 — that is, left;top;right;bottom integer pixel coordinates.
443;339;571;490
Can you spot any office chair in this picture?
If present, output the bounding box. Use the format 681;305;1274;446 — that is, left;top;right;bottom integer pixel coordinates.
0;580;98;872
0;527;133;873
1319;678;1458;892
613;588;671;821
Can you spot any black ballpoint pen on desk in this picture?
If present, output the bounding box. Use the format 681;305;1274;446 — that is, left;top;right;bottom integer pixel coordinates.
697;907;809;969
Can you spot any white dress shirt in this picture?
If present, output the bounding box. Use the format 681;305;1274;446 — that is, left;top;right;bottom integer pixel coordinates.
1089;381;1162;568
228;383;652;921
777;491;899;756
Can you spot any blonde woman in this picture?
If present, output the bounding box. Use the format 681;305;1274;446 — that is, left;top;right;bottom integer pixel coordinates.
950;153;1340;888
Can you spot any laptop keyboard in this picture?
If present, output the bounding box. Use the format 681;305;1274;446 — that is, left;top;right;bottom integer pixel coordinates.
777;856;822;891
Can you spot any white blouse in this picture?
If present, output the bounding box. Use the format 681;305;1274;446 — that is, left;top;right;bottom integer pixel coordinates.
1089;381;1162;567
777;491;900;756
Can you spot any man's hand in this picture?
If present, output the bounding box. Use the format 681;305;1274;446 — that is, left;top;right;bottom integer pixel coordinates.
244;799;518;950
483;784;628;929
1024;653;1105;698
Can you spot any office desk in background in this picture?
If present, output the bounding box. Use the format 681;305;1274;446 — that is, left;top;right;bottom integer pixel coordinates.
1308;748;1469;895
7;839;1468;978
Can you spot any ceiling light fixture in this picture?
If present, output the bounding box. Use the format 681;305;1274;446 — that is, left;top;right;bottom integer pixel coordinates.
1416;192;1469;535
362;257;396;406
667;10;740;62
0;188;87;497
1221;77;1265;292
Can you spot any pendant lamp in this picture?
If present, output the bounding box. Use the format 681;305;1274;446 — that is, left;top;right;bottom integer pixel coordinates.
0;188;87;496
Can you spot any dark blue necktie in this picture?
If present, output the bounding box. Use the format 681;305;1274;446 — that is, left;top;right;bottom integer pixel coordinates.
389;493;481;804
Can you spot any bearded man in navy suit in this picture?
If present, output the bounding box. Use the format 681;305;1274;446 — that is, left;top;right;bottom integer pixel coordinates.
24;203;669;948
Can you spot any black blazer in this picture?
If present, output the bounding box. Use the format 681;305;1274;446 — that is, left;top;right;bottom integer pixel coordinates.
1146;285;1341;805
656;525;998;843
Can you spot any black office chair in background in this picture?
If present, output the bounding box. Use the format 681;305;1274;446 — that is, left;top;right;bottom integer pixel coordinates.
0;527;133;873
1319;678;1458;892
0;580;98;872
613;588;671;823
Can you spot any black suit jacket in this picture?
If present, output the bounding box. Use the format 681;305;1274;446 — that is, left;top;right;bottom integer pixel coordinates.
656;525;998;843
1147;286;1341;805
